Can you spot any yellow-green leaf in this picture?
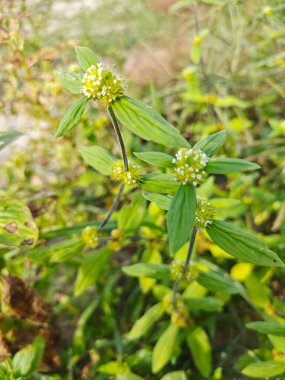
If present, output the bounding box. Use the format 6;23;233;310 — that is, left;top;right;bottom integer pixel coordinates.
152;323;179;373
242;360;285;378
186;327;212;377
74;248;112;296
127;303;164;340
79;146;116;175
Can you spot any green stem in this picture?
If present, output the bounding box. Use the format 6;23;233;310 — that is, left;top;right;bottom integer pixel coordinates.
98;184;125;232
98;106;128;231
108;105;129;170
172;227;197;303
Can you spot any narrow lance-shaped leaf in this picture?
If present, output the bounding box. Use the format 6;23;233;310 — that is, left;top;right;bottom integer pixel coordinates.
206;158;260;174
186;327;212;378
55;97;89;138
112;96;189;148
54;71;82;94
141;173;180;194
122;263;170;281
197;270;245;295
242;360;285;378
152;323;179;373
206;220;284;267
79;146;116;175
127;303;164;340
75;46;100;71
134;151;174;168
12;335;45;378
0;131;22;151
193;130;226;157
118;194;146;231
142;191;172;210
167;184;196;253
74;248;113;296
246;321;285;337
184;296;224;312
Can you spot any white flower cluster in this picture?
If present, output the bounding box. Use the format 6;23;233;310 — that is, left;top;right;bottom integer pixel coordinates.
81;63;124;105
172;148;209;186
195;195;215;228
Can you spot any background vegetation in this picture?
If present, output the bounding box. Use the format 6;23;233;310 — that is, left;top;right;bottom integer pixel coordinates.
1;0;285;379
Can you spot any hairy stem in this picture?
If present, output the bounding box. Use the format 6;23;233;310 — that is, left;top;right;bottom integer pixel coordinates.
172;227;197;303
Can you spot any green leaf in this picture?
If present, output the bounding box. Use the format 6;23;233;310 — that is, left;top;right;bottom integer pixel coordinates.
268;336;285;354
55;97;89;138
122;263;170;281
206;158;260;174
167;184;196;253
98;361;130;375
0;198;38;248
0;131;22;151
74;248;113;296
241;360;285;378
152;323;179;373
127;303;164;340
112;96;189;148
246;321;285;337
187;327;212;377
161;371;187;380
27;238;84;264
142;191;172;210
79;146;116;175
184;297;224;312
118;194;146;231
75;46;99;71
141;173;179;194
12;335;45;377
117;375;144;380
193;130;226;157
197;271;245;295
54;71;82;94
206;220;284;267
134;151;174;168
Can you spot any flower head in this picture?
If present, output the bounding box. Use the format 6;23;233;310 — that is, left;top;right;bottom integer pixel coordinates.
170;260;198;282
195;196;215;228
81;63;124;105
81;226;99;247
172;148;209;186
111;160;142;188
